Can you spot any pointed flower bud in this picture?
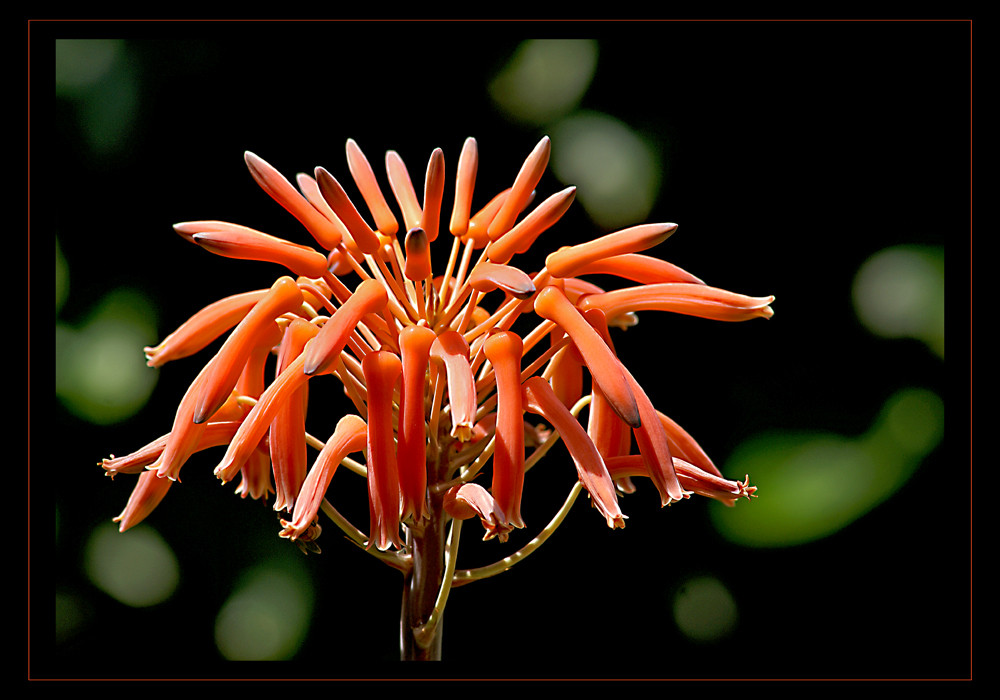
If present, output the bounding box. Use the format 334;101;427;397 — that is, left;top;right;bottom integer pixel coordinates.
488;135;551;240
346;138;398;236
545;223;678;279
244;151;342;250
449;137;478;238
174;220;330;278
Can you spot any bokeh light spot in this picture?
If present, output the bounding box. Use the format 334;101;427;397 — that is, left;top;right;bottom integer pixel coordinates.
549;111;661;229
56;39;124;94
852;245;944;357
711;388;941;548
673;575;739;643
84;522;180;608
489;39;599;125
214;560;314;661
56;288;159;425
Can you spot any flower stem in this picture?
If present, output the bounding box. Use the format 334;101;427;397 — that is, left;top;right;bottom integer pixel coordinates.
399;488;449;661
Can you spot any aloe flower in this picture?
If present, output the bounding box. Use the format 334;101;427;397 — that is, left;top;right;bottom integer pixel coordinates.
101;135;772;661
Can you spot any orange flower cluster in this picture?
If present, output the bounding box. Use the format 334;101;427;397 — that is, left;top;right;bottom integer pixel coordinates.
102;136;771;554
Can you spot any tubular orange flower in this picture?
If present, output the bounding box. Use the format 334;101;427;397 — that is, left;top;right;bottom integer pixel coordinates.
362;350;403;551
533;285;640;428
544;222;678;278
486;185;576;265
398;324;436;522
113;470;173;533
280;414;368;541
604;455;757;507
521;376;625;529
192;276;304;424
578;282;776;324
142;289;268;368
483;330;526;529
572;252;706;286
270;319;319;513
244;151;343;250
488;135;550;240
443;483;513;542
102;134;772;662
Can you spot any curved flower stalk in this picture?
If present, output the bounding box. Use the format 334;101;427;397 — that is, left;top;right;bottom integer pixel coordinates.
101;135;773;661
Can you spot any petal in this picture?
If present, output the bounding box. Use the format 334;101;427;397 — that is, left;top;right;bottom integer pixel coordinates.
483;331;526;529
193;276;304;424
578;282;775;323
280;414;368;540
448;136;478;238
302;278;389;376
521;376;625;529
443;483;514;542
545;223;678;278
487;135;551;240
430;330;477;442
314;166;382;255
244;151;342;250
533;286;640;428
143;289;268;368
398;325;436;522
362;351;403;551
346;138;399;236
175;221;329;278
421;147;446;242
486;186;576;265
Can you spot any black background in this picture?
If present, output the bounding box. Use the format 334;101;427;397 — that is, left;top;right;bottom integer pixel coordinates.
30;18;973;682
